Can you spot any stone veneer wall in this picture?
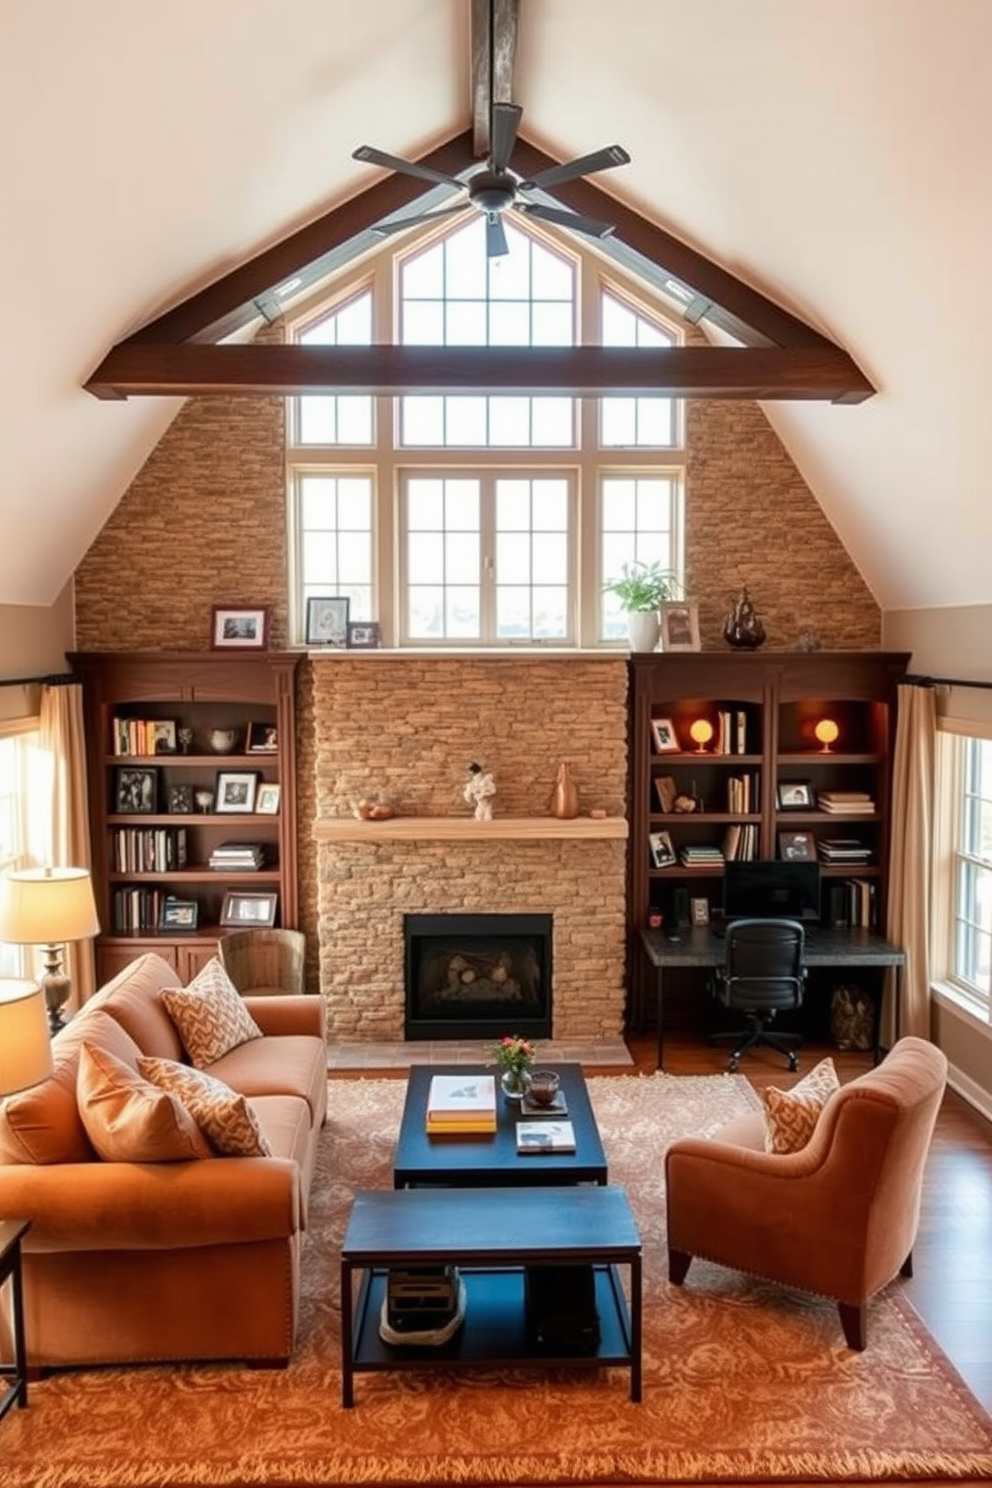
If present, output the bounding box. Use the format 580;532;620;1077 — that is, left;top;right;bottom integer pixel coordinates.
310;656;629;1040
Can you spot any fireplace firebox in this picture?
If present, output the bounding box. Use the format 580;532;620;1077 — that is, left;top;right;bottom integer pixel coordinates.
404;913;552;1041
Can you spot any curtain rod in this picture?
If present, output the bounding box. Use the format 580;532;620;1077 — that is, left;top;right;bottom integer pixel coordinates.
905;672;992;693
0;670;76;691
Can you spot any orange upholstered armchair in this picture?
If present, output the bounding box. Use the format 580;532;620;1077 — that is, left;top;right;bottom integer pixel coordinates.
665;1036;948;1349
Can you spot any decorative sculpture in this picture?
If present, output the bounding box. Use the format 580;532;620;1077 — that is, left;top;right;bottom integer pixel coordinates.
463;761;496;820
723;586;766;650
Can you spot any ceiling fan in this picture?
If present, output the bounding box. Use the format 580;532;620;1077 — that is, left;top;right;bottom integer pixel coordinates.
353;102;630;259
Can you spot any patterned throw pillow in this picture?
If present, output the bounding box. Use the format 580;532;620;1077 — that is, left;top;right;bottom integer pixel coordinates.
161;958;262;1068
77;1043;211;1162
137;1057;272;1157
762;1056;840;1154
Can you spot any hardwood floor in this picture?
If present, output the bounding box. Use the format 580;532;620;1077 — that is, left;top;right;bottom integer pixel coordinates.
632;1031;992;1412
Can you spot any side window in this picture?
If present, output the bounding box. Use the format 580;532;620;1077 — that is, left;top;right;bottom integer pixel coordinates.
951;735;992;1006
0;724;45;977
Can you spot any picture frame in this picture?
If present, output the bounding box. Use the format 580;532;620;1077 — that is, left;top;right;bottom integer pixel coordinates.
779;829;816;861
167;783;194;815
255;782;281;815
158;897;199;932
660;601;701;653
346;620;382;650
306;595;350;648
690;896;710;927
654;774;677;813
211;605;270;651
220;890;278;928
115;766;158;814
214;770;259;814
150;720;177;755
246;721;279;753
777;780;814;810
650;718;681;754
649;830;677;868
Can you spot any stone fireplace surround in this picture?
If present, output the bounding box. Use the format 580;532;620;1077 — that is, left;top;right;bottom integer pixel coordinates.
308;655;629;1044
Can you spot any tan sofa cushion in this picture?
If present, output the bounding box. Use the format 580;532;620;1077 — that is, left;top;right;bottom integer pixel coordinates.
138;1057;272;1157
77;1043;212;1163
0;1010;144;1165
86;953;187;1060
762;1055;840;1154
161;958;263;1067
206;1034;328;1126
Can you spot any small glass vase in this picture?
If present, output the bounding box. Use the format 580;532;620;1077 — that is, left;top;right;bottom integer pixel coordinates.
500;1065;530;1101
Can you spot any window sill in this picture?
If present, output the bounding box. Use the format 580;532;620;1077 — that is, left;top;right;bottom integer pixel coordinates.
931;980;992;1036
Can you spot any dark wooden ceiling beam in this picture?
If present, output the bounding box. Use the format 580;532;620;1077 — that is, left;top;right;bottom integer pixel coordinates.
471;0;518;157
84;343;874;402
126;134;477;347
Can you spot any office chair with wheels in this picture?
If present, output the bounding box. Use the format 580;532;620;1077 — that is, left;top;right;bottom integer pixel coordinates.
711;917;806;1072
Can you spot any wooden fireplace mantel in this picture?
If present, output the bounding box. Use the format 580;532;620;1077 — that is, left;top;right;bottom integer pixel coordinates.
313;815;628;843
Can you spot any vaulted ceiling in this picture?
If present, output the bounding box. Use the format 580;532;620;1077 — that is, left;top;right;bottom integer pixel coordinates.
3;0;991;611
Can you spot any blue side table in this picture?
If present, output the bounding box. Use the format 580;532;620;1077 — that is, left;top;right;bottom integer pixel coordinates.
0;1219;31;1420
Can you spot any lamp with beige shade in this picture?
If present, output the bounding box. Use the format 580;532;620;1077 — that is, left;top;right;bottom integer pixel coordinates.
0;868;100;1035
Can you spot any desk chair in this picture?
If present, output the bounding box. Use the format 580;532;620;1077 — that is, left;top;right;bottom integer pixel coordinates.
711;918;806;1072
218;928;306;996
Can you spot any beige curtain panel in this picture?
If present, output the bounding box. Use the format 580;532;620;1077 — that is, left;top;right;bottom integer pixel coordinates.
40;681;97;1007
885;683;935;1042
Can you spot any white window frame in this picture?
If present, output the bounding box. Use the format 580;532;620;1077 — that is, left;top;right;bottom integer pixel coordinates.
932;724;992;1029
286;218;685;650
0;717;46;978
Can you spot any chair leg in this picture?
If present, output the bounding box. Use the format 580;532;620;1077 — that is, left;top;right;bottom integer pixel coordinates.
668;1248;692;1286
838;1301;867;1351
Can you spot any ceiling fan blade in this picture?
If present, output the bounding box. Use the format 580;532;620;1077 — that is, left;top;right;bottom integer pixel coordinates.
486;211;510;259
371;205;469;237
520;144;630;193
352;144;464;190
489;102;522;174
517;202;616;239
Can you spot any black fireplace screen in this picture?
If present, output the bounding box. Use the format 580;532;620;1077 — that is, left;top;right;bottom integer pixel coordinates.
404;912;552;1041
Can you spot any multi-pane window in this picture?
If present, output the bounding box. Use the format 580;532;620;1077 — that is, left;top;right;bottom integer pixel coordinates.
288;212;684;647
951;736;992;1009
0;723;45;977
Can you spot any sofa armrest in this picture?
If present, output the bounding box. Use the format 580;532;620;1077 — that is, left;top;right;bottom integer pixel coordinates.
0;1156;299;1252
244;994;326;1040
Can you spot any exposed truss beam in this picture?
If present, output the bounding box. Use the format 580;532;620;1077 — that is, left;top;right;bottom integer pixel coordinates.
471;0;519;156
85;344;873;402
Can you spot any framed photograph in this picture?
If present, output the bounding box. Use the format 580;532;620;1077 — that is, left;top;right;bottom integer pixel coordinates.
115;767;157;814
211;605;269;651
660;601;701;653
649;830;677;868
690;896;710;927
246;721;279;753
214;770;259;814
650;718;681;754
306;596;350;648
346;620;382;650
150;720;177;755
220;890;278;928
654;774;677;813
158;897;199;932
777;780;814;810
779;829;816;861
167;783;194;815
255;782;281;815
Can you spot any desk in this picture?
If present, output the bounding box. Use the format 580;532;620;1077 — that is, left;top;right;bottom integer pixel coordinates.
638;925;906;1070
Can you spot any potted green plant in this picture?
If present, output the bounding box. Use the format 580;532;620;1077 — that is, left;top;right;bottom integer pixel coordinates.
603;561;680;651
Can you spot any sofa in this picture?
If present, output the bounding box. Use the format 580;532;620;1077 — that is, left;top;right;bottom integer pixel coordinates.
0;951;327;1370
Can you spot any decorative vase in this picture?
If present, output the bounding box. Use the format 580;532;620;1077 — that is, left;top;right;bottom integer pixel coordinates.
552;761;579;819
627;611;661;652
723;587;766;650
500;1066;530;1101
208;727;240;754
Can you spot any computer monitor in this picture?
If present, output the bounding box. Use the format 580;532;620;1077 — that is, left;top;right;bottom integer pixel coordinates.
722;859;822;923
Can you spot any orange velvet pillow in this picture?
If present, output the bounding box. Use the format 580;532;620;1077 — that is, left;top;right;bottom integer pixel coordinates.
77;1043;211;1162
762;1056;840;1154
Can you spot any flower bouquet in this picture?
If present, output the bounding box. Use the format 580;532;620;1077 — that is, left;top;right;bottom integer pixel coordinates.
490;1034;537;1099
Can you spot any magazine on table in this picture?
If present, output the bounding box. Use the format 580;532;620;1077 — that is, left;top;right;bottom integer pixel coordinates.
516;1120;576;1153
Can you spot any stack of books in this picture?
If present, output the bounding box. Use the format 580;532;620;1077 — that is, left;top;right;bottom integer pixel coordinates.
817;838;873;864
679;845;724;868
722;822;759;861
209;841;266;871
425;1074;497;1135
817;791;875;814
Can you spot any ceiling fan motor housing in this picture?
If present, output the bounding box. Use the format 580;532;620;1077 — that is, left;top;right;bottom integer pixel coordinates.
468;170;517;214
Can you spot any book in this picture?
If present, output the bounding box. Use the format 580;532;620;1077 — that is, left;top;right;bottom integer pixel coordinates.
516;1120;576;1154
426;1074;496;1131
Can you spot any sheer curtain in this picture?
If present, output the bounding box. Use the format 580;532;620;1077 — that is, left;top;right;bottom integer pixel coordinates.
39;681;97;1008
885;683;936;1041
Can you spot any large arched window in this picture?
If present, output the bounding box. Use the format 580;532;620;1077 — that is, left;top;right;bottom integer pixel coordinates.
288;214;683;648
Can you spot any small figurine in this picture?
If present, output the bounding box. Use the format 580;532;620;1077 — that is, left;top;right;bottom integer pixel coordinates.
463;761;496;820
723;586;766;650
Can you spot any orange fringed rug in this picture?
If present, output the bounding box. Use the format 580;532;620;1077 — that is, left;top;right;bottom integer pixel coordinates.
6;1073;992;1488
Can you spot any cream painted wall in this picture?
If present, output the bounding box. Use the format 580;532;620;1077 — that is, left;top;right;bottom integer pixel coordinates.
883;603;992;1109
0;583;75;722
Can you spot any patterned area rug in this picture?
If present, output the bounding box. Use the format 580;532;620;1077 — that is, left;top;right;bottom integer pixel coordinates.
6;1073;992;1488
